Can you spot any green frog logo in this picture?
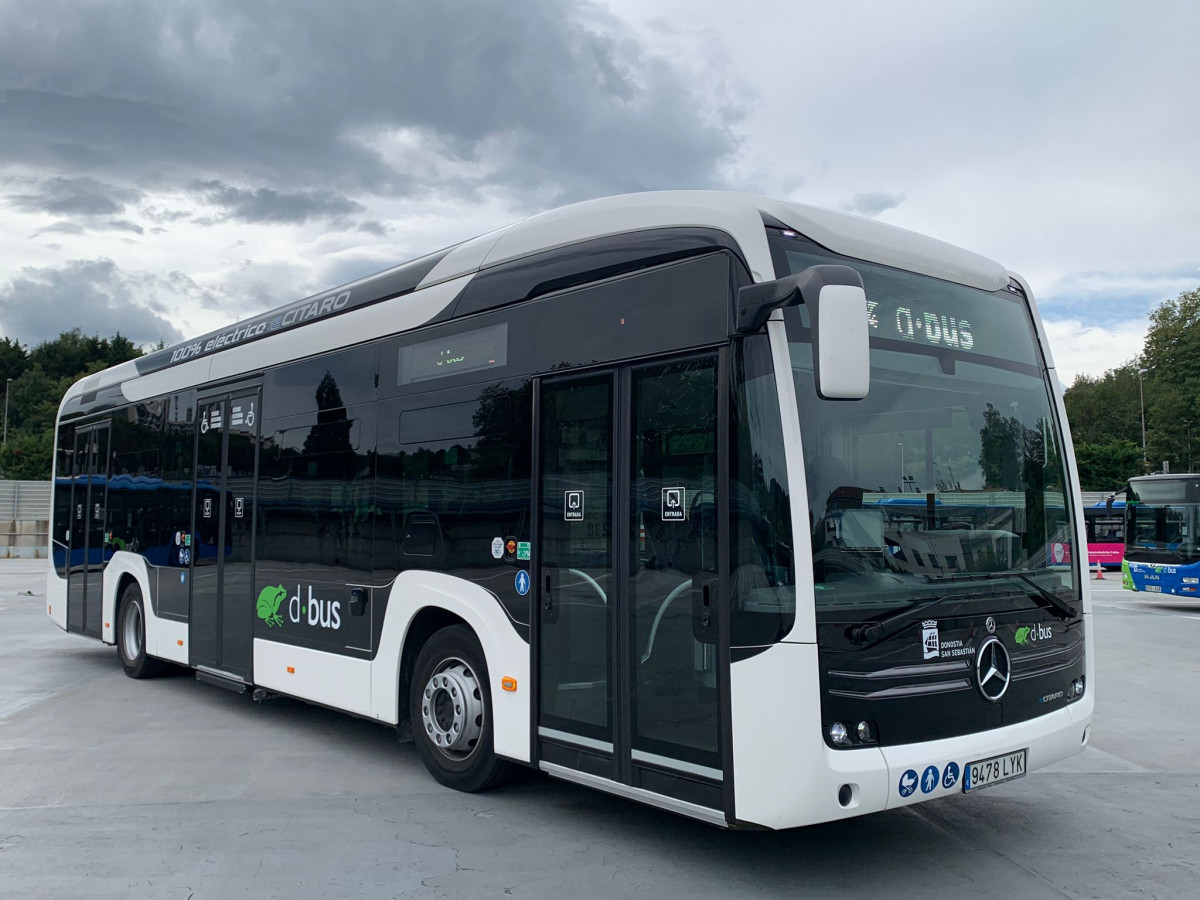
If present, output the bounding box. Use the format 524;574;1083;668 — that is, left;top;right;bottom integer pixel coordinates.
256;584;286;627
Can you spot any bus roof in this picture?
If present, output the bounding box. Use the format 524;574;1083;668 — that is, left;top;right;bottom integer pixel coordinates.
63;191;1014;408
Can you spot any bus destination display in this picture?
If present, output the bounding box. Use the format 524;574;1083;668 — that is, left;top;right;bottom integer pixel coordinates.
399;323;508;385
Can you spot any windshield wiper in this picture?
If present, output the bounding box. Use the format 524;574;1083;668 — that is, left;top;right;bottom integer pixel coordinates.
846;571;1077;645
923;570;1077;620
1014;572;1078;620
846;593;957;645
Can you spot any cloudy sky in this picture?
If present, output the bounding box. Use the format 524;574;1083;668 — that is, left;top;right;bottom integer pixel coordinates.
1;0;1195;383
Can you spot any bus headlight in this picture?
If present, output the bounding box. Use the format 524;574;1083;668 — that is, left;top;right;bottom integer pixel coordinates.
829;722;850;746
857;721;872;742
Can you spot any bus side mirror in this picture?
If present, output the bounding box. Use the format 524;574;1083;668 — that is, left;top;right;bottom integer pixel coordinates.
799;265;870;400
734;264;870;400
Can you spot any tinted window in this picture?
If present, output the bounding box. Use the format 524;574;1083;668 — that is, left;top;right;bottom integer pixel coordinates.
108;401;166;563
52;423;74;577
375;380;532;624
730;335;795;647
262;344;379;416
533;253;731;372
258;404;375;574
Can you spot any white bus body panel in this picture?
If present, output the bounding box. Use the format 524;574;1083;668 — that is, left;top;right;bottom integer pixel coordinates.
476;192;777;283
370;570;531;763
731;642;891;829
45;570;67;629
100;553;191;664
254;640;374;718
121;276;472;404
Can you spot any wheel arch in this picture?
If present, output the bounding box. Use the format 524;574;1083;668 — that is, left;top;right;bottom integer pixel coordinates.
397;606;470;737
102;552;154;647
371;570;531;763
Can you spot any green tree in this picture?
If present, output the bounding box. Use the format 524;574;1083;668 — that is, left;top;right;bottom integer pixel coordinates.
1063;364;1142;447
1142;287;1200;382
0;430;54;480
0;330;149;480
979;403;1023;489
0;337;27;385
1072;439;1143;491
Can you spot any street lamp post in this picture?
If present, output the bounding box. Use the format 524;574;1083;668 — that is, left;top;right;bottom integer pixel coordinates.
2;378;10;446
1138;368;1148;470
898;442;904;490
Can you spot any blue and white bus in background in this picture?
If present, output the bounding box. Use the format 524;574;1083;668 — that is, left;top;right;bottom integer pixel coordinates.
1123;474;1200;595
47;191;1093;829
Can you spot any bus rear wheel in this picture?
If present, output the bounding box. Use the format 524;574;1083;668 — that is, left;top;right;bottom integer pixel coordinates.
117;582;164;680
410;625;514;792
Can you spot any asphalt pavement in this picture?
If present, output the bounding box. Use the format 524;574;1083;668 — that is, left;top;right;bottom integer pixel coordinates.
1;559;1197;899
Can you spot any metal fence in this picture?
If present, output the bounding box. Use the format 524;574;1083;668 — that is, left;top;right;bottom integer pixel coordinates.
0;480;50;559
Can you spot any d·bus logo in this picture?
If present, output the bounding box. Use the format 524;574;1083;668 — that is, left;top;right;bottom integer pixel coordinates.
256;584;342;630
1015;624;1053;646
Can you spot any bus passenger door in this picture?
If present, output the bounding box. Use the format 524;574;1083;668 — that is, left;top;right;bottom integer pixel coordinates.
537;354;726;813
537;374;615;766
67;422;109;639
190;387;260;681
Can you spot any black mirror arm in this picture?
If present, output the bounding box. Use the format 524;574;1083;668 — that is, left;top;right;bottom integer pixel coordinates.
734;274;804;334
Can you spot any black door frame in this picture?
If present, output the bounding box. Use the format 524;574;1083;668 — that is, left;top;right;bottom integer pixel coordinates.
67;420;109;638
189;382;261;678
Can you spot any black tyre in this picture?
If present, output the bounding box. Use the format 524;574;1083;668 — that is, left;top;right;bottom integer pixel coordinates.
410;624;514;792
117;582;165;680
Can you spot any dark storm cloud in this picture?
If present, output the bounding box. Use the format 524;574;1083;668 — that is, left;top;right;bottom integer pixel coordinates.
840;191;907;218
190;180;365;225
0;259;187;347
0;0;740;201
6;176;143;217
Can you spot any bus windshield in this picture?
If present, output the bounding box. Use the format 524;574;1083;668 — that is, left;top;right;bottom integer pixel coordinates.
1125;476;1200;565
777;239;1079;617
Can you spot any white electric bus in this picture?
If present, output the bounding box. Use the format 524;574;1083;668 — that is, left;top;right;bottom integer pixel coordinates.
48;192;1093;829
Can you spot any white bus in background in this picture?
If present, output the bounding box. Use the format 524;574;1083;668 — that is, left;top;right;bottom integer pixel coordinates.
48;191;1093;829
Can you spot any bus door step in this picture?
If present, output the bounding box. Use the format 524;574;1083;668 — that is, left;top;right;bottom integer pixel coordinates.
195;666;250;694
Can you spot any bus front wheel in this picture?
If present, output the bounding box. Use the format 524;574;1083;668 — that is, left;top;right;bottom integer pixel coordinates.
117;582;164;680
410;624;514;792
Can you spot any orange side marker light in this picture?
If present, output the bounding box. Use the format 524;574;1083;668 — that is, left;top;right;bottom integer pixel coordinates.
177;639;184;646
501;676;517;692
287;666;295;674
105;622;110;629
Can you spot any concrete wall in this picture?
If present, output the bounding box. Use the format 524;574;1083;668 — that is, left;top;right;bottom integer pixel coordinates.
0;481;50;560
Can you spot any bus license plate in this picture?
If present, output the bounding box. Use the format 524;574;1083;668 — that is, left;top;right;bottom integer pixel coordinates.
1146;585;1162;593
963;749;1027;792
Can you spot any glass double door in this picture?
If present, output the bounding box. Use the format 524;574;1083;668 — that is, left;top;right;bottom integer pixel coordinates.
66;424;109;637
538;354;725;800
189;387;260;679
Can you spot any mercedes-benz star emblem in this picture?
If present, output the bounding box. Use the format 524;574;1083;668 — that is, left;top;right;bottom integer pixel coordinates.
975;636;1011;702
985;616;996;634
